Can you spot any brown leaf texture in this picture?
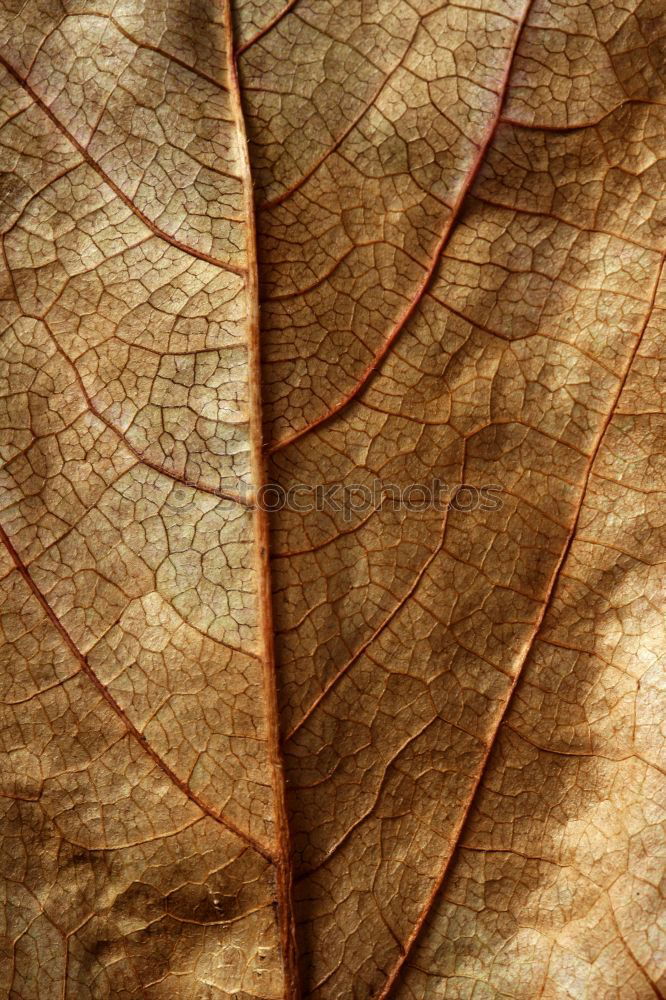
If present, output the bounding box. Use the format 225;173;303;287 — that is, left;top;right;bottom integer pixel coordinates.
0;0;664;997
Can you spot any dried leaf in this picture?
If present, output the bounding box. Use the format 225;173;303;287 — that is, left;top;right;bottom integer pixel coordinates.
0;0;664;998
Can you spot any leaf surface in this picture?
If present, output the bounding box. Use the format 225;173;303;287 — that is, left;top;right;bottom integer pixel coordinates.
0;0;664;998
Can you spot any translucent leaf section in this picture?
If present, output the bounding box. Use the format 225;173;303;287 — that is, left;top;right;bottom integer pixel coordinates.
239;0;666;996
0;1;285;996
1;0;665;997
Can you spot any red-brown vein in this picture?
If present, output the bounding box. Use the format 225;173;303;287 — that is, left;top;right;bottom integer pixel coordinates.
499;96;666;131
223;3;301;997
235;0;302;56
257;20;422;212
36;312;251;508
375;252;665;998
268;6;536;456
0;522;275;861
0;53;247;278
284;503;452;743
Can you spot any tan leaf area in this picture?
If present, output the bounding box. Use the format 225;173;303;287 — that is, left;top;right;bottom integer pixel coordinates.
0;0;664;997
